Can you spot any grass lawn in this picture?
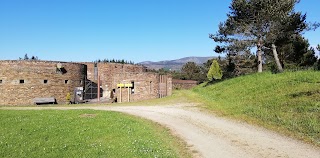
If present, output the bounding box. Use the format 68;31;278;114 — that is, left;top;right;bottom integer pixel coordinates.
0;110;190;158
191;70;320;146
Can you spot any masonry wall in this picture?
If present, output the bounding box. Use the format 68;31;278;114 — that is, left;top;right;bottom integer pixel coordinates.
0;60;86;106
85;62;172;102
114;73;158;102
172;79;198;89
113;73;172;103
84;62;146;82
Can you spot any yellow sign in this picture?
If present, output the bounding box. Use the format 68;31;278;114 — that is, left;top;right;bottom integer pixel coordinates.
117;83;133;88
117;83;124;87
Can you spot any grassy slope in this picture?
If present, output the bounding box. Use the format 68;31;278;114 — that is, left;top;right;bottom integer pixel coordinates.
192;71;320;146
0;110;190;158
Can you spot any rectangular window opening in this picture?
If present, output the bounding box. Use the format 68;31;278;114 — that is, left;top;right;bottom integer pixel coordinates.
65;80;69;84
131;81;135;94
0;80;2;84
20;80;24;84
44;80;48;84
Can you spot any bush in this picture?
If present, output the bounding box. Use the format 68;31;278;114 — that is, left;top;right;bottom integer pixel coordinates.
267;62;280;74
207;60;223;81
314;59;320;71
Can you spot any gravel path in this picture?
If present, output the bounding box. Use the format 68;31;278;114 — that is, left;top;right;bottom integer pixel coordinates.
3;104;320;158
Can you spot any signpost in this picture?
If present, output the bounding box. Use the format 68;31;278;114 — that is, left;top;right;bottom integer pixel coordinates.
117;83;133;103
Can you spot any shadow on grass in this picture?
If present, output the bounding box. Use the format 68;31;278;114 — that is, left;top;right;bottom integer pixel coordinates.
202;79;225;87
289;90;320;98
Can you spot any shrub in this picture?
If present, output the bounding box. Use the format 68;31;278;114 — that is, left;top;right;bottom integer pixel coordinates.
207;60;223;81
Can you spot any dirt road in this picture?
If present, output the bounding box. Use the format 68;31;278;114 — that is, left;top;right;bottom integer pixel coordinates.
3;104;320;158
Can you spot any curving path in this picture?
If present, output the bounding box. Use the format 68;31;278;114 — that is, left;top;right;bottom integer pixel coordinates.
3;104;320;158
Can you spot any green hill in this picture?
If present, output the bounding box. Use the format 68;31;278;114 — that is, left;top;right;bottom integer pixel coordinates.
192;71;320;146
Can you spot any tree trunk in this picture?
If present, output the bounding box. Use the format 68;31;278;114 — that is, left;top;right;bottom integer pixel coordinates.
271;44;283;72
257;45;263;73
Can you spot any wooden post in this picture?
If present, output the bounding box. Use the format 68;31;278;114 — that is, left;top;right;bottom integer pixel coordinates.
160;75;163;98
98;75;100;102
128;87;130;102
162;75;164;98
165;75;167;97
159;75;161;98
119;86;122;103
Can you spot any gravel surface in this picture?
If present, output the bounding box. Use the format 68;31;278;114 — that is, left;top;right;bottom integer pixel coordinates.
3;104;320;158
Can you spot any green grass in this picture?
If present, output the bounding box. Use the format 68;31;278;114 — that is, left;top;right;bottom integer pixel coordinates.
191;70;320;146
0;110;190;158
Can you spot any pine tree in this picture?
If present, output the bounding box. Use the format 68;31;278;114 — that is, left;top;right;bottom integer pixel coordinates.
210;0;316;72
24;54;29;60
300;48;317;67
315;44;320;70
181;62;201;81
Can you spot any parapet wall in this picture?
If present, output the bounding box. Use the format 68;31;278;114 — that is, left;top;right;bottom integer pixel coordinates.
84;62;146;81
0;60;86;105
172;79;198;89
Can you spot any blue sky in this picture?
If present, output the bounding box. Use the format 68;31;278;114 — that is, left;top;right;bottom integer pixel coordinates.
0;0;319;63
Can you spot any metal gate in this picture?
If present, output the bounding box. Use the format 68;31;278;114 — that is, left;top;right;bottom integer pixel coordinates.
84;80;98;99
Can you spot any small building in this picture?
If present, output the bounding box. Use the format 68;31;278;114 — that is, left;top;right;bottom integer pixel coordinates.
0;60;172;106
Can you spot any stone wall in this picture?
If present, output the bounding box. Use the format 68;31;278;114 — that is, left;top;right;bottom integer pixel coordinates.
0;60;86;106
113;73;158;102
113;74;172;103
0;61;172;106
84;62;146;82
172;79;198;89
85;62;172;102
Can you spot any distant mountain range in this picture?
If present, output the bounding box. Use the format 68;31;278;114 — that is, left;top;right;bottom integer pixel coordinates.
139;56;216;71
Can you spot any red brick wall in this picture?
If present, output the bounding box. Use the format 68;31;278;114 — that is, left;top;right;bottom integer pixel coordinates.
0;60;85;105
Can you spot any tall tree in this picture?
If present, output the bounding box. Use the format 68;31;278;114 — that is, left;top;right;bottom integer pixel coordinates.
24;54;29;60
31;56;39;60
232;50;257;76
210;0;313;72
315;44;320;70
181;62;201;80
271;35;317;67
299;47;317;67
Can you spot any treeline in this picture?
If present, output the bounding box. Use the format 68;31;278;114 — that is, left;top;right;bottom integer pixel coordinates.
157;43;320;83
157;0;320;83
19;54;39;60
157;54;255;83
210;0;320;73
94;59;135;65
173;0;320;82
